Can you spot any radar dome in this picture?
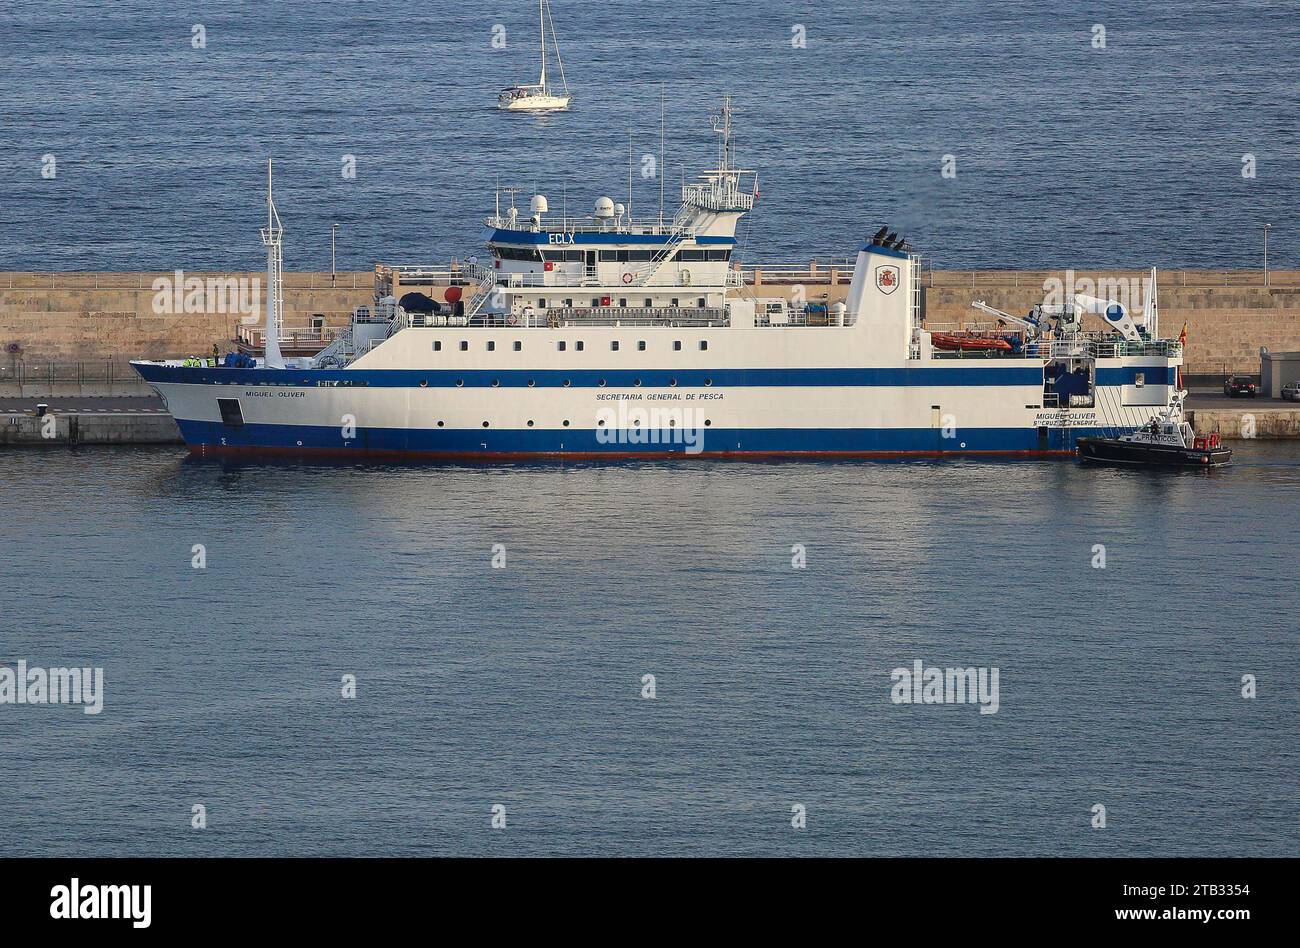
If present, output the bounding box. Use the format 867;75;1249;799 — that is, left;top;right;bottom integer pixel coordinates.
530;194;549;214
594;197;615;218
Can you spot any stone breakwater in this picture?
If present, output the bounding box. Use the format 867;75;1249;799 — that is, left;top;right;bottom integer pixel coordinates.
3;268;1299;380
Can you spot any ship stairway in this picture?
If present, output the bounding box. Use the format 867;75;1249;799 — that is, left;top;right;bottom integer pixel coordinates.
463;263;499;317
636;211;694;286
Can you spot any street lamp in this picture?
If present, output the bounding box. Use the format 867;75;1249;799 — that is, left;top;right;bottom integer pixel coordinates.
1263;224;1271;287
330;223;340;286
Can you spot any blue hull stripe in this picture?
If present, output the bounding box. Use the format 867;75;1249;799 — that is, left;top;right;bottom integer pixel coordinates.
177;420;1116;455
137;364;1048;389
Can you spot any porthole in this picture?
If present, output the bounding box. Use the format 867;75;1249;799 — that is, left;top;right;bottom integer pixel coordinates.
598;379;606;387
527;379;535;387
669;378;677;387
482;421;490;428
598;419;606;427
437;421;445;427
563;419;570;427
633;379;641;387
704;419;712;427
563;380;571;387
491;379;500;387
527;420;534;427
704;378;712;386
419;379;427;387
455;379;464;387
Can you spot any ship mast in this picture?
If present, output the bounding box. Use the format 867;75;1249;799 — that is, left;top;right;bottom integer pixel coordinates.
259;159;285;369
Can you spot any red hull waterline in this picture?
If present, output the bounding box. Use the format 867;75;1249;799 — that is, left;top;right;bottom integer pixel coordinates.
186;443;1077;462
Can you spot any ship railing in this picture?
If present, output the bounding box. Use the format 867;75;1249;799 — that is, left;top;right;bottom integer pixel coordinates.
236;325;343;354
483;216;693;237
477;305;729;328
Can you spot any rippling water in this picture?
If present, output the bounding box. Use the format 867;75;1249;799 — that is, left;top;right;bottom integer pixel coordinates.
1;0;1298;271
1;443;1295;856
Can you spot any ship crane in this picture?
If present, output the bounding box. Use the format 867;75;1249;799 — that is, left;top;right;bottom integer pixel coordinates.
970;299;1044;338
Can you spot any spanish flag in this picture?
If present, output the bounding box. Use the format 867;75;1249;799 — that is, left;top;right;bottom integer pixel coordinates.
1178;321;1188;346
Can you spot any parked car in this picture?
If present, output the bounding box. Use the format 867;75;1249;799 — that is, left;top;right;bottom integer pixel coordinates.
1224;376;1258;397
1283;380;1300;402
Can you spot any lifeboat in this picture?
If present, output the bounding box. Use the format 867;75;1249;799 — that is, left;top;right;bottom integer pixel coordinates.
930;332;1013;353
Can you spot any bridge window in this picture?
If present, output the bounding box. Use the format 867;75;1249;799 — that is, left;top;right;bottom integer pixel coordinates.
707;249;731;261
627;249;654;262
677;249;707;262
563;250;583;263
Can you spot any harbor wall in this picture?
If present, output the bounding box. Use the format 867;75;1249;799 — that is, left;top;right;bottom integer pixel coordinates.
4;269;1300;384
1;411;182;445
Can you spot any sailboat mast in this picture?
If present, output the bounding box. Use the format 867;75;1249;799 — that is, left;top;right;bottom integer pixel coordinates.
538;0;546;89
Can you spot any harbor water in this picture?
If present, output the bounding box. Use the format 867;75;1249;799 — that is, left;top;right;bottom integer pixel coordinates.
1;444;1295;856
1;0;1298;271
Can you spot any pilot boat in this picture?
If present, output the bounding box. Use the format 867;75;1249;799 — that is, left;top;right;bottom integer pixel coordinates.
1076;400;1231;467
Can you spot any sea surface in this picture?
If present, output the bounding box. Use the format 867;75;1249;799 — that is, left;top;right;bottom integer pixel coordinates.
0;442;1296;856
1;0;1299;272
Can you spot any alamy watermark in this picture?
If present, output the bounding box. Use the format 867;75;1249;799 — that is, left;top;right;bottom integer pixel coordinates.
151;270;261;322
890;659;999;714
595;403;706;453
0;660;104;714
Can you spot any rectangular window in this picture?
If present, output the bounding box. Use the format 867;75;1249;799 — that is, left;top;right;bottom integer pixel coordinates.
697;298;706;308
627;249;654;262
433;340;442;352
459;340;468;351
670;298;679;307
564;250;584;263
598;250;618;262
699;340;708;351
558;341;566;351
645;298;653;307
637;340;646;351
1135;372;1145;388
564;298;573;307
576;340;585;351
538;298;547;308
673;340;682;351
707;249;732;262
618;298;627;307
217;398;244;428
591;298;600;306
513;340;522;351
611;341;620;351
487;340;496;351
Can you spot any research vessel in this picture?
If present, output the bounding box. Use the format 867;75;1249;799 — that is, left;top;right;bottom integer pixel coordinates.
132;98;1186;460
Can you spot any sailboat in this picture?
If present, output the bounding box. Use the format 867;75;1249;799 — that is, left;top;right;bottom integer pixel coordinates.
498;0;571;111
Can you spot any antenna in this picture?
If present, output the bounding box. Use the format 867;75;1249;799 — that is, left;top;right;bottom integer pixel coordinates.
627;131;633;222
659;84;666;228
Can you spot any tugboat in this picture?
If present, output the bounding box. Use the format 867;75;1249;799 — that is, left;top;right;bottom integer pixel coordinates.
1077;400;1232;467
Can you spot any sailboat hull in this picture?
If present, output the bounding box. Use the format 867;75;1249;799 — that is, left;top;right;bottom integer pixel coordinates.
500;93;571;111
